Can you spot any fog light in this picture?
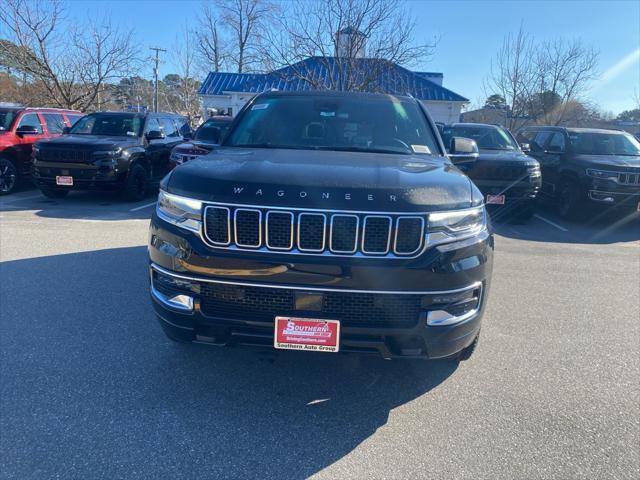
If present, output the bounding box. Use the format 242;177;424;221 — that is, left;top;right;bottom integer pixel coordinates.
167;294;194;311
151;285;194;312
426;286;482;326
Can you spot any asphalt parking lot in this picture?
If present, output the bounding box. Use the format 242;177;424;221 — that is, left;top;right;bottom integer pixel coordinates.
1;188;639;480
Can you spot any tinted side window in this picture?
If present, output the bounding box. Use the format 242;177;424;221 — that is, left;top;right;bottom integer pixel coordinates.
66;114;83;127
145;117;162;134
17;113;43;133
516;129;535;144
176;117;191;138
42;113;66;134
161;117;179;138
547;132;566;152
532;131;552;152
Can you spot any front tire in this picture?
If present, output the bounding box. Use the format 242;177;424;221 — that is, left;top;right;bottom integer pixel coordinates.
457;334;479;361
122;163;147;202
516;200;535;221
557;179;584;220
0;158;18;195
40;187;69;199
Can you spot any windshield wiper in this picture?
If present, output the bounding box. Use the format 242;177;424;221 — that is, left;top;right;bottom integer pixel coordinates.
314;146;411;155
232;143;301;150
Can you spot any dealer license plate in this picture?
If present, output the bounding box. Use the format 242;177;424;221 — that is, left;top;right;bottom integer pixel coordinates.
274;317;340;353
56;176;73;186
486;194;505;205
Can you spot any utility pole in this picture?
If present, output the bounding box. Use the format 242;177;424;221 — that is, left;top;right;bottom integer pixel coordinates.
149;47;167;112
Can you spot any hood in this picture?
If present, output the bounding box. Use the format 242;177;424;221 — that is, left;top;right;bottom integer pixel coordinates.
38;134;141;150
166;148;477;212
572;154;640;169
477;149;538;165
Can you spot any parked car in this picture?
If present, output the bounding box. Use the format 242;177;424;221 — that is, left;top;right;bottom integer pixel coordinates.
32;111;191;201
149;91;492;361
516;126;640;219
169;116;233;168
0;107;83;195
440;123;541;219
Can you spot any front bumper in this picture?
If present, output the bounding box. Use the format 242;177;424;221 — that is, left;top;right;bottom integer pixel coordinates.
148;212;493;359
32;161;126;190
150;264;486;359
587;186;640;210
472;177;541;202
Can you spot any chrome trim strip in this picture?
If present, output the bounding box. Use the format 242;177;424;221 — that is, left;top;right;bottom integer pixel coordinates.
202;205;231;246
202;200;433;216
393;216;425;256
233;208;262;248
151;263;483;296
329;214;359;254
361;215;392;255
297;212;326;252
265;210;294;250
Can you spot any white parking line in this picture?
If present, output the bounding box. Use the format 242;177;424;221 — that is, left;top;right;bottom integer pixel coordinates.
129;201;157;212
0;193;43;204
533;214;569;232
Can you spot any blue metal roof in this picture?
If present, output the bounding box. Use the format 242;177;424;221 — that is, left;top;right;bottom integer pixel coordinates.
199;57;468;102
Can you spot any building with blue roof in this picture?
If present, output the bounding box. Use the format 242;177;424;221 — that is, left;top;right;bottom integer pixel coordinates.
198;29;469;123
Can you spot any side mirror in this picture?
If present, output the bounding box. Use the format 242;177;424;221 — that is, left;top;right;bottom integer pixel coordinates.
146;130;165;141
448;137;479;164
520;143;531;153
16;125;40;136
62;126;71;134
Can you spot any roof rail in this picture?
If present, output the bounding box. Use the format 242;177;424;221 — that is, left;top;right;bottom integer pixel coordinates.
23;107;82;112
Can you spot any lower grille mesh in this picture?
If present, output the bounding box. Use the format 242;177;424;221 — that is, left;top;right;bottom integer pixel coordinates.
200;283;422;328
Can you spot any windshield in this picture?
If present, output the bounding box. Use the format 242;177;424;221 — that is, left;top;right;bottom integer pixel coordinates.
194;120;231;143
69;113;142;137
568;132;640;156
0;110;17;131
441;125;518;151
224;95;440;155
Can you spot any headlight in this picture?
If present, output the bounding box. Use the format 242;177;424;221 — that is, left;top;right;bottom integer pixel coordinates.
156;190;203;233
170;152;183;163
586;169;619;182
93;148;122;158
427;206;487;246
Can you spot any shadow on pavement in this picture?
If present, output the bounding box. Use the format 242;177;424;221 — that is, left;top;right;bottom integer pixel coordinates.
0;189;157;221
491;203;640;245
0;246;457;479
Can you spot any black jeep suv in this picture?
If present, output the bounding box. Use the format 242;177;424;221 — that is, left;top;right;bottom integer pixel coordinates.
440;123;541;219
516;126;640;219
32;111;190;201
149;91;493;360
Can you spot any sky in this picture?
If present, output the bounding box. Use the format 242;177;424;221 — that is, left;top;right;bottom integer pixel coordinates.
79;0;640;115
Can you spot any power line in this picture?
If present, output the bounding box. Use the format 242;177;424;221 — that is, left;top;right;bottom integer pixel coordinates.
149;46;167;112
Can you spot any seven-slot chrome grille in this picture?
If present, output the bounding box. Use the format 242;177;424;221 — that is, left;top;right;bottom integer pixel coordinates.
203;203;427;257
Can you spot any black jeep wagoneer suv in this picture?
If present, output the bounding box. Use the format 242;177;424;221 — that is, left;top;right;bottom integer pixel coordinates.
149;91;494;360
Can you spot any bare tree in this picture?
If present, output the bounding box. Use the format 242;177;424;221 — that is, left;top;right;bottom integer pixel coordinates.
0;0;139;111
261;0;437;92
196;2;227;72
533;38;599;124
217;0;275;73
485;25;599;128
168;25;203;124
484;24;536;130
72;14;139;110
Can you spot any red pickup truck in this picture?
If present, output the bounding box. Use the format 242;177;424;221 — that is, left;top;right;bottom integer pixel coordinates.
0;107;83;195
